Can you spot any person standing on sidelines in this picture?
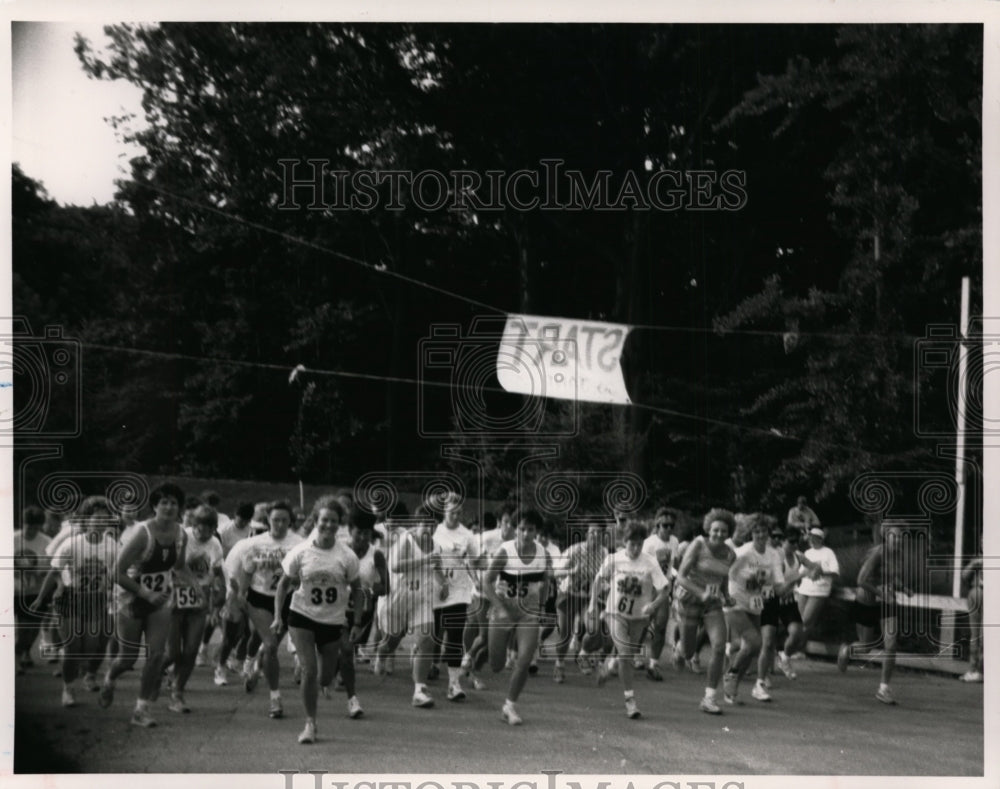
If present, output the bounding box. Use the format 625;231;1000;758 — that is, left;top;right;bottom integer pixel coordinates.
787;496;821;532
483;508;552;725
99;483;194;727
236;499;305;719
674;508;737;714
837;523;913;705
376;502;447;708
32;496;117;707
641;508;679;681
589;521;671;718
273;500;364;744
959;553;983;682
15;505;52;673
431;493;479;701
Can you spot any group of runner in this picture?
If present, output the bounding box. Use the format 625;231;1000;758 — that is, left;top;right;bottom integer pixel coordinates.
13;484;983;745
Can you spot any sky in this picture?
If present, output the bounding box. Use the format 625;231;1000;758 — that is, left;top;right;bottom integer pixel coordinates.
12;22;146;206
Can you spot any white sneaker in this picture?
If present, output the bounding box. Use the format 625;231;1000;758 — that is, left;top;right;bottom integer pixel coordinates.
501;701;523;726
778;650;798;679
959;671;983;683
699;695;722;715
214;666;229;686
632;656;646;671
876;686;897;705
227;656;242;673
624;697;641;719
723;673;742;705
470;673;487;691
131;707;157;727
461;652;473;673
82;673;100;692
168;692;191;713
61;687;77;708
347;695;363;718
412;688;435;708
752;682;772;702
447;682;466;701
298;720;317;744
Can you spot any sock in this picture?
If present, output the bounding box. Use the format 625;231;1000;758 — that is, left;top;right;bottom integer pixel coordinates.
504;698;516;707
414;683;427;693
878;683;889;693
705;687;717;700
136;698;149;712
447;666;462;684
624;689;635;700
269;690;281;701
648;657;658;668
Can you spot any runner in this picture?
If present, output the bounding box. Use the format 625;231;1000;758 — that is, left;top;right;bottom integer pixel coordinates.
431;493;479;701
332;509;387;717
553;518;610;681
164;504;225;712
760;526;806;684
32;496;117;707
483;508;552;725
589;521;671;718
15;506;52;673
376;502;446;707
236;499;305;719
99;483;195;727
796;527;840;641
837;522;913;704
723;516;803;705
536;518;565;674
641;508;678;681
462;506;516;687
959;553;983;682
273;499;365;744
214;514;258;685
674;508;737;714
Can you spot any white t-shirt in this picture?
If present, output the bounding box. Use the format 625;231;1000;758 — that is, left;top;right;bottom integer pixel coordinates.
15;530;51;596
241;530;304;596
176;528;224;610
730;542;785;614
797;545;840;597
596;550;668;620
51;531;118;594
432;522;479;608
282;539;359;625
642;532;680;578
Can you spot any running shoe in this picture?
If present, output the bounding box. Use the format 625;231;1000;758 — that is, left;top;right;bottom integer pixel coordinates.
699;695;722;715
269;698;284;718
461;652;473;674
347;695;364;718
130;708;157;728
83;673;100;692
646;663;664;682
61;687;77;708
875;686;896;706
633;656;646;671
412;688;435;708
501;700;523;726
837;643;851;673
959;671;984;683
688;655;704;674
244;669;260;693
447;682;467;701
576;653;593;675
168;692;191;713
624;697;641;719
528;659;539;675
607;656;619;675
553;664;565;684
98;679;115;709
778;651;798;679
596;659;610;686
723;673;742;705
298;720;317;744
372;656;384;676
214;666;229;686
227;656;242;673
751;682;772;702
470;673;488;691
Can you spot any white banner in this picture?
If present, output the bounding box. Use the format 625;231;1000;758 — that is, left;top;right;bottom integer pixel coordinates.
496;313;632;405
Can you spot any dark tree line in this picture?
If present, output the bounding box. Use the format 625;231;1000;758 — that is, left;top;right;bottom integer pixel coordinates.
14;23;982;533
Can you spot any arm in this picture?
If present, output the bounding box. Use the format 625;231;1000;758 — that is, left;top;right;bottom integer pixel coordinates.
676;539;716;601
348;577;367;642
483;549;512;615
31;567;62;611
961;557;982;583
856;548;882;599
271;574;294;632
587;559;610;614
641;582;672;618
371;550;388;598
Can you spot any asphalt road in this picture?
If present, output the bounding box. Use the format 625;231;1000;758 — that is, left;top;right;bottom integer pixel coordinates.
13;644;983;776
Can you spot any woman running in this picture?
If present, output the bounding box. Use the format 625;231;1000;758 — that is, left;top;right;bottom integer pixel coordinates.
759;526;807;684
483;508;552;726
589;521;671;718
99;483;194;727
376;502;445;706
273;499;364;744
237;499;305;719
796;527;840;641
553;518;610;681
674;508;737;714
164;504;225;712
32;496;117;707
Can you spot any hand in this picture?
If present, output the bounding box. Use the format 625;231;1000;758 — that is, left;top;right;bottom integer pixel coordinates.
349;625;364;644
640;602;656;618
140;587;169;607
438;581;450;601
270;615;284;634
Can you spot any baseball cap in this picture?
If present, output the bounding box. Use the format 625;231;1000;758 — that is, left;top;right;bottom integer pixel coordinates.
809;527;825;538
